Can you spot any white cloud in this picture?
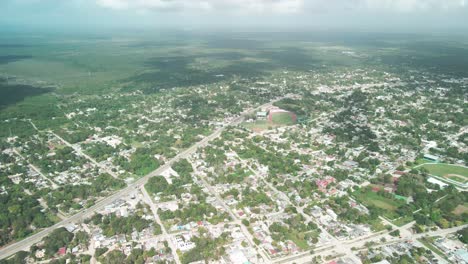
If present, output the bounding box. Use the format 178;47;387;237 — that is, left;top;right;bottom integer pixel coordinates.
361;0;467;12
94;0;468;15
96;0;304;14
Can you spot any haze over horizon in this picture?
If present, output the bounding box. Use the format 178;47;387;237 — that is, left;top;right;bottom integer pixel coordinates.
1;0;468;34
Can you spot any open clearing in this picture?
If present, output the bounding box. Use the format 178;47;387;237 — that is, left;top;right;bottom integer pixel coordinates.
452;204;468;216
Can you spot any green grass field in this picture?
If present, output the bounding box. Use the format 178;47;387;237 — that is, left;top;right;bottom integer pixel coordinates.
243;112;296;131
242;120;272;130
271;112;296;125
353;189;405;218
414;158;432;165
391;215;414;227
419;164;468;183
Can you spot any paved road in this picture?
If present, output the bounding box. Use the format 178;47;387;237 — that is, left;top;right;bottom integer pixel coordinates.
0;97;285;260
191;160;270;262
236;154;362;262
275;224;467;264
50;132;120;179
141;187;181;264
12;148;59;189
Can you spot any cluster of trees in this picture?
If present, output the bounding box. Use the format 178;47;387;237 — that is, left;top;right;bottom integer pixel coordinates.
381;85;467;164
176;126;211;149
158;202;226;224
0;251;29;264
394;173;467;229
203;145;227;167
362;246;434;264
0;152;15;164
221;129;249;142
0;175;54;246
277;178;318;200
221;188;240;199
98;247;170;264
172;159;193;179
268;215;319;249
56;129;93;144
0;158;27;178
84;142;117;162
13;227;88;262
41;228;74;257
457;227;468;244
126;148;161;176
145;176;169;195
328;195;381;228
239;187;273;208
181;231;230;264
273;98;307;116
145;159;196;199
355;153;381;172
234;140;301;176
326;169;350;182
43;174;125;212
324;90;380;151
214;166;250;184
27;143;86;174
173;94;217;121
89;212;155;237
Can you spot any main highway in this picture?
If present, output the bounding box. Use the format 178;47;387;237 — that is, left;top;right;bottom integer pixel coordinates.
0;97;285;260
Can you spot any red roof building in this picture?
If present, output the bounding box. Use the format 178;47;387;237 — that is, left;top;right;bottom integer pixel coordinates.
57;247;66;256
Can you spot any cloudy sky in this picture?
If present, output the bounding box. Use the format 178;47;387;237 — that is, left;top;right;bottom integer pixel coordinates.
1;0;468;32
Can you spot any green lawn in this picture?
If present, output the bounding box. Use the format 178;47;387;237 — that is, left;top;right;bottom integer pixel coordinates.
243;112;296;131
271;112;296;125
419;164;468;182
242;120;272;131
288;233;309;250
392;215;414;227
353;189;405;218
414;158;432;165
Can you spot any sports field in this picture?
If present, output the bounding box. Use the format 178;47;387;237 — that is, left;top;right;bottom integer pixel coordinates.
243;111;296;131
271;112;296;125
420;164;468;183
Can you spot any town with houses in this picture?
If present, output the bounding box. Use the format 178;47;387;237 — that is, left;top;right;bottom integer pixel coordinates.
1;64;467;264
